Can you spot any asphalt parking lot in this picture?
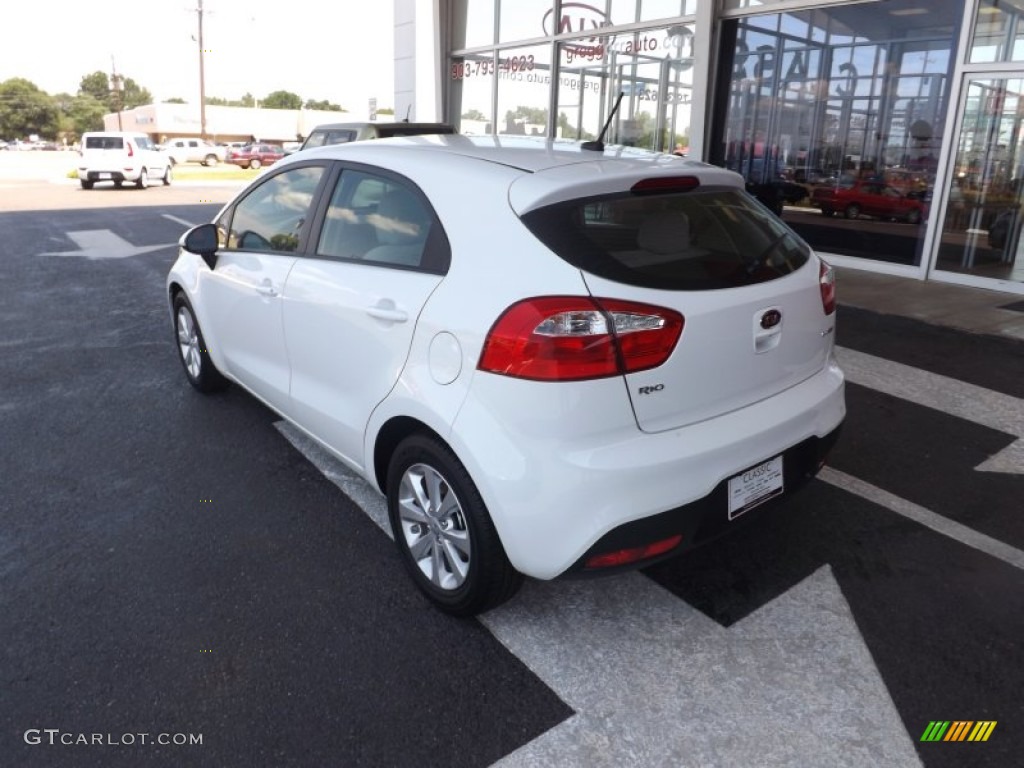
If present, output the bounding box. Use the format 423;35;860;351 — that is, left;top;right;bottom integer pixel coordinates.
2;162;1022;767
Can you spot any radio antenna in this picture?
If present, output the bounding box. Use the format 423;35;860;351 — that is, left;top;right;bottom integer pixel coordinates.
582;91;624;152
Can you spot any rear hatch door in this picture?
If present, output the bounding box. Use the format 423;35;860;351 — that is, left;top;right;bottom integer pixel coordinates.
518;179;833;432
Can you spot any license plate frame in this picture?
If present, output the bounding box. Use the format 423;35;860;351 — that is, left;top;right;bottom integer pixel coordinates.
728;455;784;520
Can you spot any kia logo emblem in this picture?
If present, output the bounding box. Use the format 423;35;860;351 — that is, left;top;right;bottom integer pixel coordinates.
542;3;613;56
761;309;782;329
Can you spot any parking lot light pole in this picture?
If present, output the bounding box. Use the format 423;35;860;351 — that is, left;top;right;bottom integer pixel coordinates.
196;0;207;139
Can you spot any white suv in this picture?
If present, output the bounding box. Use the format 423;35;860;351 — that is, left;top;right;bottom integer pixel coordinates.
78;131;172;189
163;138;226;166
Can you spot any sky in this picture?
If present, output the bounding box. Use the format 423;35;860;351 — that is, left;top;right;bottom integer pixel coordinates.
0;0;396;111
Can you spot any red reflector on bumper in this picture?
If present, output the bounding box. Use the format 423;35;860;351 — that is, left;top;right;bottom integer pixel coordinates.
585;534;683;569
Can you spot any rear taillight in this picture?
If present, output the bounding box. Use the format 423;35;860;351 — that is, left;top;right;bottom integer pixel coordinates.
126;142;134;157
585;534;683;569
819;260;836;315
478;297;683;381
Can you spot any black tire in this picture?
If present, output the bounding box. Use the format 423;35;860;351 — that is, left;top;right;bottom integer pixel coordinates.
906;209;921;225
136;169;149;189
250;158;262;169
204;154;219;167
820;208;834;217
172;293;228;393
387;434;522;616
844;204;860;219
114;180;123;188
80;179;94;190
163;165;172;186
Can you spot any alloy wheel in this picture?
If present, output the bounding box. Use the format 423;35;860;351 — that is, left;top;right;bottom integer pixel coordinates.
397;463;472;590
176;306;201;380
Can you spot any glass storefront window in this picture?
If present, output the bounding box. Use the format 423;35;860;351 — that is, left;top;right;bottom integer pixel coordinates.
724;0;796;8
556;58;608;141
450;53;496;135
936;77;1024;284
451;0;495;49
609;27;694;152
711;0;960;267
604;0;695;24
970;0;1024;64
500;0;552;43
496;45;553;136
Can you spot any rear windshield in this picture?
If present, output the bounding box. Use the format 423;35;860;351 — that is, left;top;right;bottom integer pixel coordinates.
85;136;124;150
303;130;357;149
520;186;811;290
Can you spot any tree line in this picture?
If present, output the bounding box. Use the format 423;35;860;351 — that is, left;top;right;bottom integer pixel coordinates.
0;72;355;141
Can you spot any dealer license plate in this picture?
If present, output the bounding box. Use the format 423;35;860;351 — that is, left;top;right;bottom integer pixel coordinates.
98;173;111;180
727;455;783;520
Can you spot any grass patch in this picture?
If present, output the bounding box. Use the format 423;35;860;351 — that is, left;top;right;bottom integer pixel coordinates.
173;164;263;181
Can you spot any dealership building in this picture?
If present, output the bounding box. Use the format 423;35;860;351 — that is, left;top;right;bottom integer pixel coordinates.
390;0;1024;295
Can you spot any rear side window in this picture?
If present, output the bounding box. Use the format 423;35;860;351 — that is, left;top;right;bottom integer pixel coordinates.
85;136;124;150
316;169;450;273
520;186;811;290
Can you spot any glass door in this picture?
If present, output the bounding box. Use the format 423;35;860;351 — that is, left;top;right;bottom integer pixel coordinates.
934;76;1024;287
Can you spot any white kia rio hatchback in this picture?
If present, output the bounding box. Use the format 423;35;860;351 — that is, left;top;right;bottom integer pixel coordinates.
167;135;845;616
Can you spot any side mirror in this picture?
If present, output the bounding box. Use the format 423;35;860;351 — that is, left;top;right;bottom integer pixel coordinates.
180;223;219;269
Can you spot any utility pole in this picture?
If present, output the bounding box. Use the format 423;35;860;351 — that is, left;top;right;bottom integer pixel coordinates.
110;55;124;131
196;0;207;139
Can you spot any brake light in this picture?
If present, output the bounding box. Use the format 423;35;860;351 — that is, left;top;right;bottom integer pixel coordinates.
585;534;683;569
631;176;700;194
126;142;134;157
819;260;836;315
478;297;683;381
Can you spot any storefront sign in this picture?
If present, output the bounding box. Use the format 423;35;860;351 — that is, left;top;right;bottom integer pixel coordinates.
542;3;613;58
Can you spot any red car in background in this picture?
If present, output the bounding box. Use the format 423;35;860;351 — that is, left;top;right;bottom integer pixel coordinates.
226;143;285;170
811;179;928;224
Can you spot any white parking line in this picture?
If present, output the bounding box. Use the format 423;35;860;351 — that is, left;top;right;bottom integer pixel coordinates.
820;466;1024;571
835;345;1024;474
162;214;195;228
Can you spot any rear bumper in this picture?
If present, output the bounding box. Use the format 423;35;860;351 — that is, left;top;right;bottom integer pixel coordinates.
565;423;842;576
80;169;139;182
451;357;846;580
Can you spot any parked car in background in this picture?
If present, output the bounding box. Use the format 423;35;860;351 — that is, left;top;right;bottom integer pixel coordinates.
792;167;832;185
226;143;285;169
811;179;927;223
78;131;172;189
167;135;845;615
164;138;227;166
299;121;457;151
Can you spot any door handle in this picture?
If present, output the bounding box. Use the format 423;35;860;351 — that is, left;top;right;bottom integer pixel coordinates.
256;279;278;297
366;301;408;323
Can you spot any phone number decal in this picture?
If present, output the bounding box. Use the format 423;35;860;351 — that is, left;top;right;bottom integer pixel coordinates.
451;56;535;80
